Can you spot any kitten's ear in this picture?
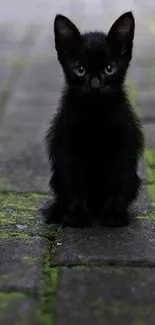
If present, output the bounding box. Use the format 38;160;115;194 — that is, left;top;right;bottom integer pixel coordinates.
54;14;81;53
107;12;135;55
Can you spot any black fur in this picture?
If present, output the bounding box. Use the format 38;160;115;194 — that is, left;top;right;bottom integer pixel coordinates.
43;12;144;227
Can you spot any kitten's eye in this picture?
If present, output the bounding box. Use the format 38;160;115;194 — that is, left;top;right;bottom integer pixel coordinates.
74;66;86;77
104;63;116;76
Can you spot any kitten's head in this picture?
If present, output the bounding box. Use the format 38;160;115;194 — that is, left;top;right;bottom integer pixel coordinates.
54;12;135;95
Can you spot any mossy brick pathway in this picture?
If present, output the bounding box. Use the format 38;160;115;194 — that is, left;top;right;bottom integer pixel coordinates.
1;1;155;324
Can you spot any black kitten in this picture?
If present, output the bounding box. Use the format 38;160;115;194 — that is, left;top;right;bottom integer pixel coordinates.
44;12;144;227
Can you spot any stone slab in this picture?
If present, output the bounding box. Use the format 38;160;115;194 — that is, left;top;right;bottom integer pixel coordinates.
52;180;153;266
0;193;57;291
0;237;46;291
0;294;36;325
0;31;61;192
56;266;155;325
53;218;155;266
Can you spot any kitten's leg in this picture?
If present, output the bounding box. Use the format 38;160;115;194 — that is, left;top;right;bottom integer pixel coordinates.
41;200;63;224
62;173;92;227
42;192;92;227
41;166;67;224
100;173;140;227
44;158;92;227
64;197;92;227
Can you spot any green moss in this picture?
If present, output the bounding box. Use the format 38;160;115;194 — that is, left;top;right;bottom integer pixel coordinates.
126;83;155;220
36;225;62;325
144;148;153;166
148;19;155;35
137;214;155;220
0;230;30;241
22;256;38;264
0;191;62;324
0;192;50;210
0;192;52;238
137;208;155;220
13;57;26;69
126;83;137;107
36;246;59;324
144;148;155;184
144;148;155;219
0;274;10;281
43;224;63;243
139;147;155;220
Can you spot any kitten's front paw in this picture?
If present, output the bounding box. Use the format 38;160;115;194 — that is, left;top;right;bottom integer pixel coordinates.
63;206;92;228
40;201;63;224
99;194;131;227
40;200;51;216
101;211;130;227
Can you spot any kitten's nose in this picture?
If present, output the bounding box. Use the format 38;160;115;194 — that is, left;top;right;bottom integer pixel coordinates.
91;77;100;89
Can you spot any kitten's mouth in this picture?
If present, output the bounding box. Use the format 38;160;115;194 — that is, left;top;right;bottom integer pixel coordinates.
81;85;102;94
80;85;114;95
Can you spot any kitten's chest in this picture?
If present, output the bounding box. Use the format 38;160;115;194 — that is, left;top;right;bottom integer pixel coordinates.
79;120;123;153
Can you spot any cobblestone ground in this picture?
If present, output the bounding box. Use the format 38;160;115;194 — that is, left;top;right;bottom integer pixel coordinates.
0;1;155;324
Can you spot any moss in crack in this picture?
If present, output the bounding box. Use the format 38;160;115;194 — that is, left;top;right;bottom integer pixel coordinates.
36;226;62;325
36;245;59;325
43;224;63;247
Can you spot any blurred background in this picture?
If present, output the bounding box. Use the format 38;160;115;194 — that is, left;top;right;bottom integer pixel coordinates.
0;0;155;192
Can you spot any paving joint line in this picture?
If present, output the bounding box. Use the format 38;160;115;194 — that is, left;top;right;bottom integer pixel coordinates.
51;261;155;268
